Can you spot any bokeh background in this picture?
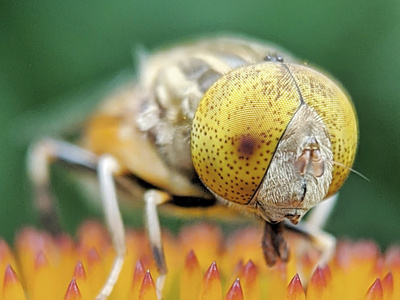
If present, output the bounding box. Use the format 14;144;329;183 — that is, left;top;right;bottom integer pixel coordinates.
1;1;399;247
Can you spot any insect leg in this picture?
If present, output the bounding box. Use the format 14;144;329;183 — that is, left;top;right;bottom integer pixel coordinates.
262;221;289;266
284;194;338;267
304;193;338;229
143;189;172;299
28;140;126;299
95;155;126;300
27;138;98;233
285;221;336;266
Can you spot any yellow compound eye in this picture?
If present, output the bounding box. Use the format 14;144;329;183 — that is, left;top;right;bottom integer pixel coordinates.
191;62;357;205
191;63;300;204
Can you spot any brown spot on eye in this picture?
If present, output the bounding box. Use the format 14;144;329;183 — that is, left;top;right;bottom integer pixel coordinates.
238;135;258;156
191;63;315;205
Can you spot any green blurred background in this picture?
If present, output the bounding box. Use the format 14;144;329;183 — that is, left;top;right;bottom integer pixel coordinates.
1;1;399;247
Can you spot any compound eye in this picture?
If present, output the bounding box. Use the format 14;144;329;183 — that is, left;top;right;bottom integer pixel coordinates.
191;63;302;204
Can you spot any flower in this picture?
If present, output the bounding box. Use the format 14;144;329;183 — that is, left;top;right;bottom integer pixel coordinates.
0;220;398;299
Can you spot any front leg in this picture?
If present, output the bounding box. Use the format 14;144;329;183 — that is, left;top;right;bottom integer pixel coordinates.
282;194;338;284
262;221;289;266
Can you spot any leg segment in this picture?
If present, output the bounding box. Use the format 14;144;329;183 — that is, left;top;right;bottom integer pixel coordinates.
284;220;336;266
95;155;126;300
262;221;289;266
304;193;338;229
143;189;172;299
28;139;128;299
27;138;98;233
284;194;338;267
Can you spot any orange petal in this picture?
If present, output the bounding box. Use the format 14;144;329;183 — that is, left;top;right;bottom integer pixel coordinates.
85;248;106;294
180;250;202;299
286;274;305;300
129;260;146;299
179;224;222;270
199;262;222;300
365;278;383;300
64;278;82;300
381;272;393;299
241;260;260;300
0;240;16;297
306;266;327;300
139;270;157;300
73;261;92;300
2;265;25;300
32;251;59;299
225;278;243;300
265;262;286;299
